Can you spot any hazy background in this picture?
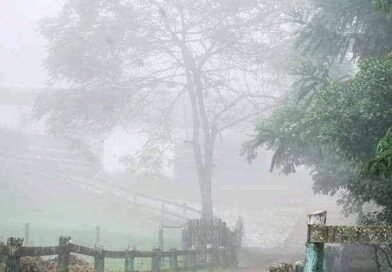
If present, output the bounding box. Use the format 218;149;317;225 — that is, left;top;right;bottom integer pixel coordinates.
0;0;64;87
0;0;358;269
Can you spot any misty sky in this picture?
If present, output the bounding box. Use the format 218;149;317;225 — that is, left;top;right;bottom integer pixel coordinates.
0;0;62;87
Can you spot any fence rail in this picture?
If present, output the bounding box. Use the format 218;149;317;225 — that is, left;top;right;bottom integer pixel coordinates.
46;174;202;222
0;243;216;258
1;236;229;272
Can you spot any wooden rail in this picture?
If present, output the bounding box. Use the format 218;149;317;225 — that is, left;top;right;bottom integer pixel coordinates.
1;236;228;272
0;244;209;258
38;172;202;222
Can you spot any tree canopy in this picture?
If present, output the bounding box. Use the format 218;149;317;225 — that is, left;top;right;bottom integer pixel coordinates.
37;0;289;219
246;0;392;222
291;0;392;61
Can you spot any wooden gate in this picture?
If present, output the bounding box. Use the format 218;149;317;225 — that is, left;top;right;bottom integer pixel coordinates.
181;217;243;268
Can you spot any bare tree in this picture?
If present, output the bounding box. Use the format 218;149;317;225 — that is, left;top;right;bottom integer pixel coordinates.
37;0;289;219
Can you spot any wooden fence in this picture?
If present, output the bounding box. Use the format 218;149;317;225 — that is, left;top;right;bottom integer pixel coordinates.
131;192;201;221
50;174;202;222
0;236;229;272
1;217;242;272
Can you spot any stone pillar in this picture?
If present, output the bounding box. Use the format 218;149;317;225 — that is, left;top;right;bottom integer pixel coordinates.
304;211;327;272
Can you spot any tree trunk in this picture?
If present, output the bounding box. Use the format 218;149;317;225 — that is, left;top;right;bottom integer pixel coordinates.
181;43;215;220
198;167;214;220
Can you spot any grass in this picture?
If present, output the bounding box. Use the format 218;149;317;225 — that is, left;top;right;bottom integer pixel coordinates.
0;223;182;271
0;174;191;271
0;178;183;272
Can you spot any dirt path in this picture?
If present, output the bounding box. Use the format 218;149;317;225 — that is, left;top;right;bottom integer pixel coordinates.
238;247;303;271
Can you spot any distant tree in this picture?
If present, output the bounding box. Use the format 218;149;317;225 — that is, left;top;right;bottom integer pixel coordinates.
37;0;289;219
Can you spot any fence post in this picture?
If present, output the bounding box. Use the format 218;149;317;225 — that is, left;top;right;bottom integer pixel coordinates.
125;246;135;272
152;247;161;272
58;236;71;272
94;245;105;272
6;237;23;272
304;211;327;272
134;195;138;210
233;217;243;267
169;248;178;272
95;226;101;245
24;223;29;246
206;244;214;272
295;261;304;272
218;246;227;268
182;203;188;218
207;244;219;271
189;246;199;271
161;201;165;222
181;226;189;267
158;224;164;250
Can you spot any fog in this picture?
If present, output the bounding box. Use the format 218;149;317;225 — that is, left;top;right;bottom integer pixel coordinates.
1;1;389;271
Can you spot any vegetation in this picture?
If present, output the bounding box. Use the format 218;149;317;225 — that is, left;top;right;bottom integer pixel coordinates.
0;256;93;272
246;0;392;221
245;2;392;268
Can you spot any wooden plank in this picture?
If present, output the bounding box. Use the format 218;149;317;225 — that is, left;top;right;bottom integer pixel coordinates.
69;244;96;257
19;245;69;256
132;203;190;220
162;225;182;229
0;243;206;259
103;250;128;258
309;225;392;244
135;193;201;214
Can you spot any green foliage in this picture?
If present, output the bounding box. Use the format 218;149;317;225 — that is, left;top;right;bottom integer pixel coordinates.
374;0;392;14
289;57;332;102
348;129;392;223
248;53;392;216
364;129;392;178
311;55;392;160
293;0;392;61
